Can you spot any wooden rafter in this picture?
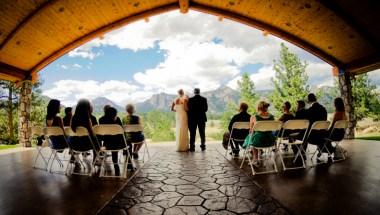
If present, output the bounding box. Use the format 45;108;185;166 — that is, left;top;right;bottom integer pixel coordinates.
0;62;27;81
346;52;380;74
30;3;179;74
190;3;343;68
179;0;189;14
0;0;59;50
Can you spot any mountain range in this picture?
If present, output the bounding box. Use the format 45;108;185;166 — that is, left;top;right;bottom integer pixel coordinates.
90;85;339;114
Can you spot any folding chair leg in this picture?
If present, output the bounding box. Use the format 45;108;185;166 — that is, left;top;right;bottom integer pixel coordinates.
240;148;247;169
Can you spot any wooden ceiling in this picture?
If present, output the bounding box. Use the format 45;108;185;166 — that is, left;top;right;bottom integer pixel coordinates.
0;0;380;82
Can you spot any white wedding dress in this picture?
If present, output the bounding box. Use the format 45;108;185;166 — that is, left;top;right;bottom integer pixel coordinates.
174;98;189;152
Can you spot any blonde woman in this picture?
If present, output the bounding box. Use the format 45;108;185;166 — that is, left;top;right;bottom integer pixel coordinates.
171;89;189;152
242;101;276;164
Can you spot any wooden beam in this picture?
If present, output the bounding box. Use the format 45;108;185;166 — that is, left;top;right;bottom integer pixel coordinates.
346;52;380;74
30;3;179;74
0;62;28;81
319;0;380;49
179;0;189;14
190;3;343;68
0;0;60;50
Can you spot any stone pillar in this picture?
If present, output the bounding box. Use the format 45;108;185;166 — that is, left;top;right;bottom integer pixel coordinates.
338;72;356;139
18;80;32;147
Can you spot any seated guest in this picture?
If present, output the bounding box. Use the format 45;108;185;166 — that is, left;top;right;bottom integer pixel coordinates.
278;101;294;150
242;101;276;165
71;99;99;162
123;104;145;160
303;93;328;154
99;107;126;174
63;107;73;127
223;102;251;157
46;99;67;149
278;101;294;122
324;97;347;157
295;100;308;119
99;105;122;125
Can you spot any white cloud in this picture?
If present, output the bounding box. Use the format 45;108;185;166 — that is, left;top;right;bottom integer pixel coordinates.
42;80;144;106
60;63;82;70
62;10;335;97
306;63;334;87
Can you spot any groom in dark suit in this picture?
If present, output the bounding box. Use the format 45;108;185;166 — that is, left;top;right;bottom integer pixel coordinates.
188;88;208;152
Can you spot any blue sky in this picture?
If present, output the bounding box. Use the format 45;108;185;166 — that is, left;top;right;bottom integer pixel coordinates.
40;10;380;106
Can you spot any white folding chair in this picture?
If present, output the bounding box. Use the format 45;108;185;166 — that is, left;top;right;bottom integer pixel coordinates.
225;122;250;157
32;126;50;170
322;120;348;162
306;121;331;165
240;121;282;175
278;120;309;170
93;125;131;178
124;124;150;162
43;127;69;174
64;126;99;176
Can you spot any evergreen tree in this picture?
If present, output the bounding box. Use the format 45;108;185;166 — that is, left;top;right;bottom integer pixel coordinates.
351;74;380;121
237;73;258;114
270;43;310;115
0;81;20;144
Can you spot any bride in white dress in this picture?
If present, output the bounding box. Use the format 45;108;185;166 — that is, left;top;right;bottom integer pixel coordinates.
171;89;189;152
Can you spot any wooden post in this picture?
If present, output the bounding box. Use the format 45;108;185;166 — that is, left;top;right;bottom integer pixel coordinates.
18;79;32;147
179;0;189;13
338;70;356;139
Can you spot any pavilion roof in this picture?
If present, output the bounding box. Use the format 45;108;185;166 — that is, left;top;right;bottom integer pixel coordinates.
1;0;380;81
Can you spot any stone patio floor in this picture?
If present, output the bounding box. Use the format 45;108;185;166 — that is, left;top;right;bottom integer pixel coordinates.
100;145;289;215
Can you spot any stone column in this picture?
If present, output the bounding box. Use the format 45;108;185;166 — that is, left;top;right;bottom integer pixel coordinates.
338;72;356;139
18;80;32;147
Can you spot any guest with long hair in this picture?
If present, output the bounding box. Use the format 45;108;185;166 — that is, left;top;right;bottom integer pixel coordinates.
71;99;99;162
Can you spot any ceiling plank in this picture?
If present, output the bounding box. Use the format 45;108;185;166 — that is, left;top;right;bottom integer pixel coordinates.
0;0;59;50
319;0;380;49
190;2;343;68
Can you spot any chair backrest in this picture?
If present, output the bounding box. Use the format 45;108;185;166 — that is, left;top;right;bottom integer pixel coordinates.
93;124;124;136
310;121;330;131
253;121;282;132
231;122;250;130
65;126;89;137
328;120;348;142
31;126;43;137
42;127;68;150
43;126;65;136
124;124;143;133
282;120;309;130
332;120;348;129
93;125;127;151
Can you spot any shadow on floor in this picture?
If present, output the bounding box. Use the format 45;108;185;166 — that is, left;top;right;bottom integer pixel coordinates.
226;140;380;215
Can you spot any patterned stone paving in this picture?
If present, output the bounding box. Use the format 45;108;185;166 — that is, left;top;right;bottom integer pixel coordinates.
99;148;289;215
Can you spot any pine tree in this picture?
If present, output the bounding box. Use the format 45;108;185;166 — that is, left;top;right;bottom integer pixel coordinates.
351;74;380;121
270;43;310;115
237;73;258;114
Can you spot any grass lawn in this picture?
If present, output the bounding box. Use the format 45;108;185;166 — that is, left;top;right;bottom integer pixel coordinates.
356;133;380;141
0;144;21;150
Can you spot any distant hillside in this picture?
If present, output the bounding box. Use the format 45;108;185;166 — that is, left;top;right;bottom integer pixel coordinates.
135;86;240;114
89;85;342;115
91;97;124;113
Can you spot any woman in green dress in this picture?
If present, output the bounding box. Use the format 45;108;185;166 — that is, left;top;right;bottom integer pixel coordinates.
243;101;276;164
